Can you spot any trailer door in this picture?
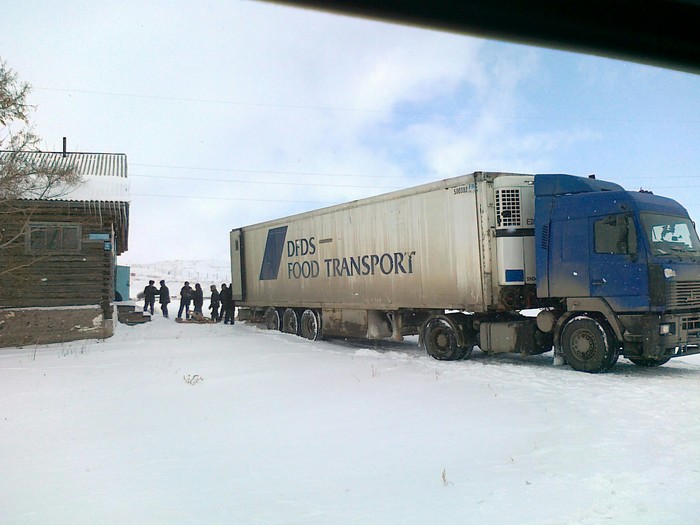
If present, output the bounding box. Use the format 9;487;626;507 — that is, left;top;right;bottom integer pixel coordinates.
230;229;244;301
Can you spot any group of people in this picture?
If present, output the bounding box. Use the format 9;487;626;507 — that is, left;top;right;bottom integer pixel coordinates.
142;280;235;323
142;280;171;317
206;283;236;324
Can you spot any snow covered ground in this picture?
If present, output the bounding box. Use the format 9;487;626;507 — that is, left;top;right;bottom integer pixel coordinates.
2;315;700;524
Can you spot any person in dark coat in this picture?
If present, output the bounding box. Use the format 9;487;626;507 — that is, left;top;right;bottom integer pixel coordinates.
228;282;236;325
159;280;171;319
143;280;157;315
222;283;234;325
192;283;204;315
209;284;220;322
177;281;193;320
219;283;231;323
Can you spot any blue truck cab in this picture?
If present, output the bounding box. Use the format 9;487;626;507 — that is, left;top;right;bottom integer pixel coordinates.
534;174;700;371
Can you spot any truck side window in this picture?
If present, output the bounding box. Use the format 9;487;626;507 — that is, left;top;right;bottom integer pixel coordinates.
594;214;636;255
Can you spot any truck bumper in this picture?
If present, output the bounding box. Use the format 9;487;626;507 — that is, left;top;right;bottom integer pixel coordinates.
621;313;700;359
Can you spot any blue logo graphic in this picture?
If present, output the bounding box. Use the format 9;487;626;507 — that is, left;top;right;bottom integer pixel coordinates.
259;226;288;280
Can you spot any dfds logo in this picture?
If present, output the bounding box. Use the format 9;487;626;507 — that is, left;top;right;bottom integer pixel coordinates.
287;237;316;257
259;226;416;281
287;237;319;279
258;227;317;280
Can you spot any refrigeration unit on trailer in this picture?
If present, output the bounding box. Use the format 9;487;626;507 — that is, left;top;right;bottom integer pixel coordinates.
231;171;700;372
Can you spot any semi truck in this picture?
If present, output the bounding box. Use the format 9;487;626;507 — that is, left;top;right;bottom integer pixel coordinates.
230;171;700;372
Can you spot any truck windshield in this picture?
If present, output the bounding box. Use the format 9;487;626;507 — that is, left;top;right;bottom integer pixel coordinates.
640;213;700;257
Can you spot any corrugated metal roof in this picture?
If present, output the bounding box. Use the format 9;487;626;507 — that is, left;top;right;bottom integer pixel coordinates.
0;151;127;178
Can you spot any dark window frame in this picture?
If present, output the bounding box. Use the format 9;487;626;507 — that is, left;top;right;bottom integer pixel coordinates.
25;222;82;254
594;214;637;256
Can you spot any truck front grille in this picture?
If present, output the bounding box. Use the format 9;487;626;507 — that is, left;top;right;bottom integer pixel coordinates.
666;281;700;310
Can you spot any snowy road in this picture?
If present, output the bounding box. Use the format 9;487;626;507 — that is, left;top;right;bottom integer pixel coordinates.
1;317;699;524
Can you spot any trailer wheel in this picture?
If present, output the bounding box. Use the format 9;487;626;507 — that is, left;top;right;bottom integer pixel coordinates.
560;316;619;373
421;317;468;361
300;309;322;340
629;356;671;367
282;308;299;335
265;307;281;331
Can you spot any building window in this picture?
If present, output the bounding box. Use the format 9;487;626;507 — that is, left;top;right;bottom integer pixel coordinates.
26;223;82;253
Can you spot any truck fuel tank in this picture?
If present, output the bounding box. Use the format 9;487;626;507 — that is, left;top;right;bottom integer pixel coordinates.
479;319;552;355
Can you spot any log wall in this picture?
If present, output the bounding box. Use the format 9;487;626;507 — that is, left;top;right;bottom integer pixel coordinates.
0;201;126;309
0;200;128;347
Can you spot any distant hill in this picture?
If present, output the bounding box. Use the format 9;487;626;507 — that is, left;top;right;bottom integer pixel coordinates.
125;260;231;300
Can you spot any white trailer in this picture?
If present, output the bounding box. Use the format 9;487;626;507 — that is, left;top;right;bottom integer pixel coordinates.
231;171;548;360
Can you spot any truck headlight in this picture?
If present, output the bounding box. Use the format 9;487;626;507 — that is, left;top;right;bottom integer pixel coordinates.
660;323;674;335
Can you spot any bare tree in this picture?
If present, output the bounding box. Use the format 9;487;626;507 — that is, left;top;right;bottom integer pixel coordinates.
0;57;82;280
0;58;82;200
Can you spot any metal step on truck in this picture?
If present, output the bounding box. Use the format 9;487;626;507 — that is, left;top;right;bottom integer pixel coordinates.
230;171;700;372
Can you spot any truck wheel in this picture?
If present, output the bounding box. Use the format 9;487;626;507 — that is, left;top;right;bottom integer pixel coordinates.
421;317;468;361
560;316;619;373
629;357;671;367
265;307;280;331
282;308;299;335
300;309;322;340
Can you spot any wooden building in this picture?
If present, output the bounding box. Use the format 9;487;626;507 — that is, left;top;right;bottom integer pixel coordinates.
0;151;129;347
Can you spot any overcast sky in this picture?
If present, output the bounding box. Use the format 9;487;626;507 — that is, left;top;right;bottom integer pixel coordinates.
2;1;699;265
